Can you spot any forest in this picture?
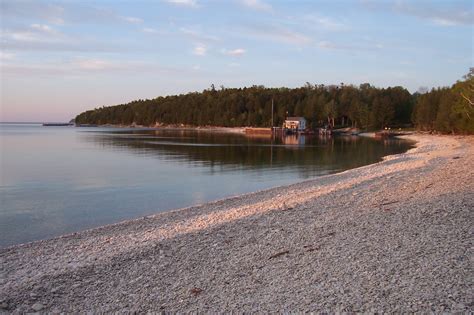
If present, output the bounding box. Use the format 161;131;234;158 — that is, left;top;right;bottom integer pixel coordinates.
411;70;473;134
75;70;473;134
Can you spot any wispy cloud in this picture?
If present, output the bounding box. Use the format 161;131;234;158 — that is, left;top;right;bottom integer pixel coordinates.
165;0;199;8
2;1;147;27
142;27;160;34
1;25;124;52
1;24;61;43
2;58;120;75
180;27;219;42
1;1;66;25
241;0;272;12
120;16;144;24
431;17;463;27
0;52;16;61
30;23;57;34
395;1;473;26
302;15;347;31
72;58;111;70
1;57;188;76
222;48;246;56
193;43;207;56
243;24;311;45
317;41;338;50
361;0;473;27
317;39;383;52
446;56;472;64
48;17;65;25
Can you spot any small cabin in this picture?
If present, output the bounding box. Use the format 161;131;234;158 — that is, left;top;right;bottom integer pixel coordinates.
284;117;306;131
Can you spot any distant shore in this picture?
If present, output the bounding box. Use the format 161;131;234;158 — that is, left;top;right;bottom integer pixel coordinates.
76;123;248;134
75;123;418;138
1;134;472;312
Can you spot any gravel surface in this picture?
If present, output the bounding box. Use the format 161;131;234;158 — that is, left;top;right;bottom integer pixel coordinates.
1;135;473;313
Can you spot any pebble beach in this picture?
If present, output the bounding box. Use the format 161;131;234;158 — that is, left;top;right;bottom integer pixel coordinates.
1;134;473;312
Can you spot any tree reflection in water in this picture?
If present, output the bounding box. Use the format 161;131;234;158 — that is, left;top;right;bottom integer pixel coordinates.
83;129;415;178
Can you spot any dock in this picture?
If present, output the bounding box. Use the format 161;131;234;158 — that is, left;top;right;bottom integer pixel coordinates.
244;127;272;134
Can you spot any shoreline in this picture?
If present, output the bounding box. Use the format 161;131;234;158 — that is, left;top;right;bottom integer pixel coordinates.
76;124;415;138
79;124;248;134
1;134;473;312
0;134;413;251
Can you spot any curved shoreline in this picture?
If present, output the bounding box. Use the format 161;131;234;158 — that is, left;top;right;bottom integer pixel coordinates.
1;134;473;312
1;132;414;250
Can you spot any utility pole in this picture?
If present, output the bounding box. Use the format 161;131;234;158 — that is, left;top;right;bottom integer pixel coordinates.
271;98;274;165
271;98;274;129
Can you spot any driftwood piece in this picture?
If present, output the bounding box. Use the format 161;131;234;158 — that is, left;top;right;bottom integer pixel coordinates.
321;232;336;238
303;245;320;252
190;287;203;296
268;250;290;259
380;200;399;206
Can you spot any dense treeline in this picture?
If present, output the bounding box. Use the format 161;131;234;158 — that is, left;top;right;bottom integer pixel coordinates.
75;83;414;130
76;71;473;133
412;70;473;134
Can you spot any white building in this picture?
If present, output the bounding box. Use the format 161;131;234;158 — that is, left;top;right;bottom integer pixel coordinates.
284;117;306;131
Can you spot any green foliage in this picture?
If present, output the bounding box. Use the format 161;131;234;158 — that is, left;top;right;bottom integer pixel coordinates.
76;84;415;131
413;69;474;134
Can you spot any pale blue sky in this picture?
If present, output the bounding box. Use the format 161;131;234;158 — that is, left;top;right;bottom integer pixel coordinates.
1;0;473;122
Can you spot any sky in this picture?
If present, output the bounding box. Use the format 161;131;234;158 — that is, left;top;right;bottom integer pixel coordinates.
0;0;473;122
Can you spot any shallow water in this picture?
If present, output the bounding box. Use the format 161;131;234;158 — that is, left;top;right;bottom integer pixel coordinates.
0;123;414;247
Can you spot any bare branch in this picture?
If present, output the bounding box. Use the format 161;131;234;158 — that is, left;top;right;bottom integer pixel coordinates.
460;92;474;107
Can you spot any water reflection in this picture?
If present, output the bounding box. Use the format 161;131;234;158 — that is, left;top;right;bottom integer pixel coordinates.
282;134;305;146
0;124;415;247
83;129;414;177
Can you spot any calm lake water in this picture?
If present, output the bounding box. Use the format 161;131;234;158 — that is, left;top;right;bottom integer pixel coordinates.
0;123;414;247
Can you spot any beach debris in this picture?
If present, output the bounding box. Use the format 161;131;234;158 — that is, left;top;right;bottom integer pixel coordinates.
190;287;203;296
321;232;336;238
453;156;461;159
303;245;320;252
268;250;290;259
379;200;399;206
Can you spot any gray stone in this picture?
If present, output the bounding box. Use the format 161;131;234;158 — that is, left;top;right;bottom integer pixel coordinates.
31;303;44;311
